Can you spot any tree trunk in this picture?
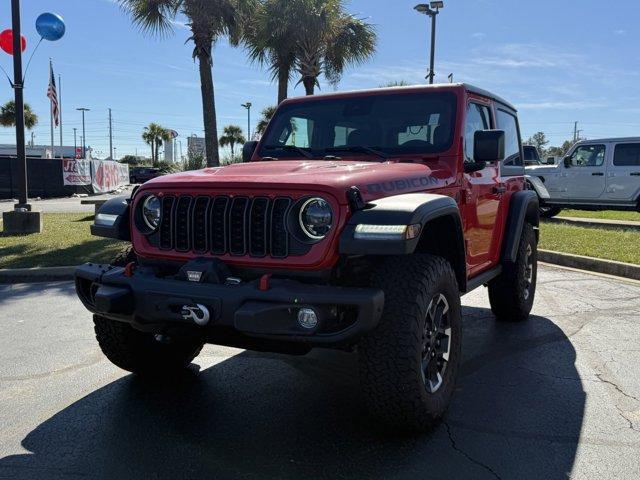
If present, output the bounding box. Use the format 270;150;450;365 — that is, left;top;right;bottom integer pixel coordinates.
197;48;220;167
277;67;289;104
303;76;315;96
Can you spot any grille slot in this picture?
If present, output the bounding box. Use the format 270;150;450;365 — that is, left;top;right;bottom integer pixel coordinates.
229;197;249;256
156;195;291;258
271;198;291;258
159;196;175;249
174;196;192;252
192;197;210;253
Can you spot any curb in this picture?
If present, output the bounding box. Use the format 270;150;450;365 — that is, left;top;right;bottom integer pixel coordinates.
545;217;640;231
0;266;76;284
538;250;640;281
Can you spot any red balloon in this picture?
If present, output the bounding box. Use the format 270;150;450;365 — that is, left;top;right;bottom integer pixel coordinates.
0;29;27;56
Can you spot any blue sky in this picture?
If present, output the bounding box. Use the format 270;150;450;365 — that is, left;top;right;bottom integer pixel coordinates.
0;0;638;158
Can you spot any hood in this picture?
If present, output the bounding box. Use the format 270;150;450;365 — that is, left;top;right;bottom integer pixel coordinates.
144;160;452;203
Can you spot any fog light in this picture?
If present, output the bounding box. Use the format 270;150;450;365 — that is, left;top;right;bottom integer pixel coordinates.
298;308;318;329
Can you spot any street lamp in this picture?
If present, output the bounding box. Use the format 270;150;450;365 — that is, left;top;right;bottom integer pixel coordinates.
241;102;252;140
76;108;90;158
414;1;444;84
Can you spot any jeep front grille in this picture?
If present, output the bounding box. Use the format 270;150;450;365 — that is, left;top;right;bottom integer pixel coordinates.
158;195;291;258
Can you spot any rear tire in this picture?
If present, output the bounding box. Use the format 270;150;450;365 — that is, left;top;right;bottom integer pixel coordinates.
539;205;561;218
358;255;462;432
488;222;537;322
94;315;204;376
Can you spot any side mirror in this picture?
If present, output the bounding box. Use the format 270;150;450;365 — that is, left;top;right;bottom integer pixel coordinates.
474;130;505;163
242;141;258;163
563;156;571;168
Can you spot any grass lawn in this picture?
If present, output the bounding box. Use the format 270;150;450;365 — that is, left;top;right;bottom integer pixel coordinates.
539;222;640;265
0;213;126;269
558;209;640;222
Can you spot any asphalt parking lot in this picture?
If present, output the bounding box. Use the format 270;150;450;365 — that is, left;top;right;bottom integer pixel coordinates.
0;264;639;479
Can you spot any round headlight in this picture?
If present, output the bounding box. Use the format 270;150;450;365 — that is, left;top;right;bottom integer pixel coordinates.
299;197;332;240
142;195;161;231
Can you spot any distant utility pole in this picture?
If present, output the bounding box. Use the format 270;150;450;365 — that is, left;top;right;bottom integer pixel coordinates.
58;74;63;157
242;102;252;139
30;131;34;147
573;121;578;142
108;108;113;159
77;107;90;158
73;128;77;157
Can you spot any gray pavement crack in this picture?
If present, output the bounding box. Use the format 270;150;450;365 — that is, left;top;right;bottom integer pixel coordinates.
595;373;640;403
444;421;502;479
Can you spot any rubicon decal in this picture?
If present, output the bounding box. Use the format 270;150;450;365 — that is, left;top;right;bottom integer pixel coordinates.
365;176;441;194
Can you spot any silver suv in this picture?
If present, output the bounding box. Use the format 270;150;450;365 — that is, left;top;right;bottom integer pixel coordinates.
526;137;640;217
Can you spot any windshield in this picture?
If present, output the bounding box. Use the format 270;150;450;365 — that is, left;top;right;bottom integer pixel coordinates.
259;92;457;160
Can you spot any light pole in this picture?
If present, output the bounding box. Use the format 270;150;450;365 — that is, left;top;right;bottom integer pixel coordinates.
76;107;90;158
11;0;28;210
414;2;444;84
73;128;77;157
241;102;252;140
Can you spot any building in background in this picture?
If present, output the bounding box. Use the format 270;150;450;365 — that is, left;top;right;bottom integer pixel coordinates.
164;130;179;163
187;135;206;158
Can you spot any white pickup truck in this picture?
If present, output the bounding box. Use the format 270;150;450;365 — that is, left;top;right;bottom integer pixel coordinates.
526;137;640;217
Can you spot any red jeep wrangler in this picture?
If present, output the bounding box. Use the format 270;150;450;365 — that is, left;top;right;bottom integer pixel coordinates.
76;84;539;432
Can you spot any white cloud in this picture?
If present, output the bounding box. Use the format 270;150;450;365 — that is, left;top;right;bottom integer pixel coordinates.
471;32;486;39
614;29;627;35
517;101;607;110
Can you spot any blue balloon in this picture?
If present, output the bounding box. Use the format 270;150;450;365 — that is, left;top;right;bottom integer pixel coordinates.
36;13;66;42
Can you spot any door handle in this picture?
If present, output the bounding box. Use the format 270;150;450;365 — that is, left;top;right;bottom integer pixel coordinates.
591;172;604;176
631;172;640;176
492;186;507;194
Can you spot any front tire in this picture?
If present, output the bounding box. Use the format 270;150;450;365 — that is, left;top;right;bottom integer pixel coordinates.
488;222;537;322
358;255;462;432
93;316;204;376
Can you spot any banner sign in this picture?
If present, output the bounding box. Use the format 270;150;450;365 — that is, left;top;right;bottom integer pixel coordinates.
90;160;130;193
62;159;91;186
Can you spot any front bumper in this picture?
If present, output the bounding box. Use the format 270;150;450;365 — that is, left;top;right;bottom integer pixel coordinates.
75;263;384;346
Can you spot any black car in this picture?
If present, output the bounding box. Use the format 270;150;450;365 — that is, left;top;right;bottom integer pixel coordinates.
130;167;161;184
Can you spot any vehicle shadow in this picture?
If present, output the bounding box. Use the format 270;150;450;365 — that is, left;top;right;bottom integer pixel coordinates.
0;306;585;480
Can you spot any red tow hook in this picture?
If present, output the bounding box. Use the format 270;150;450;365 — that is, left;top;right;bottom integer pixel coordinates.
259;274;272;291
124;262;137;277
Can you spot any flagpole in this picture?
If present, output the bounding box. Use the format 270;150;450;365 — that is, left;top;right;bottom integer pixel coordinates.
49;59;54;159
58;74;63;158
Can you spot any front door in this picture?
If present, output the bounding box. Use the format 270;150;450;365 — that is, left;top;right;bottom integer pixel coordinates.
462;101;502;274
606;142;640;203
564;144;607;201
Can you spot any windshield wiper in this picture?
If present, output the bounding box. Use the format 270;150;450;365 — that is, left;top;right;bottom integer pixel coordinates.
324;145;388;161
262;144;315;159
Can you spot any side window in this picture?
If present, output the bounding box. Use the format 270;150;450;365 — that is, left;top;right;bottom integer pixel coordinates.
464;103;491;163
613;143;640;166
496;109;521;166
569;145;606;167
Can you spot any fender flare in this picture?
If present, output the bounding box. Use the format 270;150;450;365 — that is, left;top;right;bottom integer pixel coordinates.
501;190;539;263
525;174;550;200
339;193;467;290
90;196;131;242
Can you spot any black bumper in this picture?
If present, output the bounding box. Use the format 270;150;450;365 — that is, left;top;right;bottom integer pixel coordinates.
75;263;384;346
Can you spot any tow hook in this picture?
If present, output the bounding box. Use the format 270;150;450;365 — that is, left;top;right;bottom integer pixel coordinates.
181;304;211;326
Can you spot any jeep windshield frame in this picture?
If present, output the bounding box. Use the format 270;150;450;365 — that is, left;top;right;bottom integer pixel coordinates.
257;91;457;160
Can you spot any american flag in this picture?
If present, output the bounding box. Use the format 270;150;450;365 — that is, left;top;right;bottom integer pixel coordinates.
47;63;59;127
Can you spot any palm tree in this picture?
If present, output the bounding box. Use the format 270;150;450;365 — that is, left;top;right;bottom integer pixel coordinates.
0;101;38;130
219;125;246;158
142;123;171;166
289;0;377;95
119;0;254;167
244;0;297;104
255;106;277;136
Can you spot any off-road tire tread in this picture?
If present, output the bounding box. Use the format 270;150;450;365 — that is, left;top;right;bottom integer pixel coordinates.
488;222;537;322
358;255;461;432
94;315;204;375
